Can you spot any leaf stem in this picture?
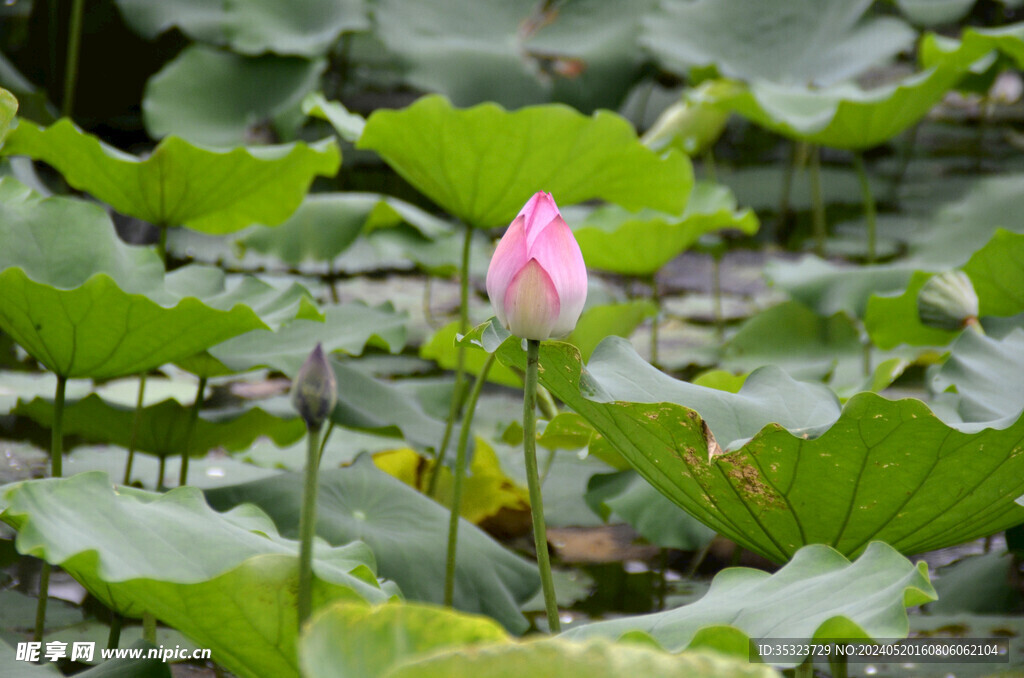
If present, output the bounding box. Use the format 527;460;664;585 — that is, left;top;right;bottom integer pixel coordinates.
107;614;122;650
156;455;167;492
524;339;560;632
428;223;474;496
142;613;156;644
852;152;877;264
61;0;86;117
297;423;322;628
33;374;66;642
647;275;661;368
178;376;207;487
444;353;495;606
124;374;147;485
809;145;827;257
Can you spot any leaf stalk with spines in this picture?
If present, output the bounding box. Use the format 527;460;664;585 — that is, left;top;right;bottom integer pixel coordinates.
33;374;65;643
444;353;496;607
178;377;208;487
429;222;474;497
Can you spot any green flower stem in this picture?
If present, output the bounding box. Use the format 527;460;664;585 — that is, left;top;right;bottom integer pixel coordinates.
524;339;560;633
61;0;86;117
794;656;814;678
852;152;877;264
809;145;827;257
33;374;66;642
428;223;474;497
107;614;122;650
444;353;496;607
123;374;147;485
297;423;322;628
142;613;156;644
178;376;208;487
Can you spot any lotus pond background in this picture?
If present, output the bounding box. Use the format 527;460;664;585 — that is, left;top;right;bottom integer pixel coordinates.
3;0;1024;676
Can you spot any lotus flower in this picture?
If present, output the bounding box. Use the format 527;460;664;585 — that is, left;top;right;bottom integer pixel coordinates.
486;192;587;341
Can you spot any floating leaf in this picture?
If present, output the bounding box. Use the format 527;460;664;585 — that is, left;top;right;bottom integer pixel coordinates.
0;180;312;379
1;119;339;233
142;45;325;147
300;601;510;678
14;394;305;458
114;0;367;57
701;67;961;150
641;0;915;86
0;472;390;678
564;542;935;664
921;22;1024;73
357;94;692;228
463;321;1024;562
238;192;449;266
571;182;758;276
204;456;539;633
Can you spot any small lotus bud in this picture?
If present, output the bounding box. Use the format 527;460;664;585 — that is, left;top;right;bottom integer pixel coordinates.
917;271;979;331
291;343;337;429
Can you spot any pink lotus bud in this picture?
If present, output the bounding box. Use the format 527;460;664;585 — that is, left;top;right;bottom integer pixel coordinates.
485;192;587;340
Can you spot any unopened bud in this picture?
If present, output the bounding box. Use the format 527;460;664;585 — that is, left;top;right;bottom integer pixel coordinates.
917;271;979;331
291;343;337;429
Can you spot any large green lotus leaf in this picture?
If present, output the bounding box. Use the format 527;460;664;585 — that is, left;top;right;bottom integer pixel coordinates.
0;180;316;378
570;181;758;275
303;93;366;143
921;22;1024;72
388;638;780;678
0;638;169;677
373;0;653;113
0;87;16;147
1;118;340;233
702;67;961;150
720;301;867;393
866;229;1024;349
14;394;305;458
463;321;1024;562
142;45;325;147
587;471;716;551
0;472;391;678
357;94;692;228
564;543;935;661
641;0;915;87
114;0;367;57
929;330;1024;425
209;303;407;375
300;601;510;678
766;256;915;318
238;192;450;266
204;456;539;633
897;0;976;27
299;601;779;678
